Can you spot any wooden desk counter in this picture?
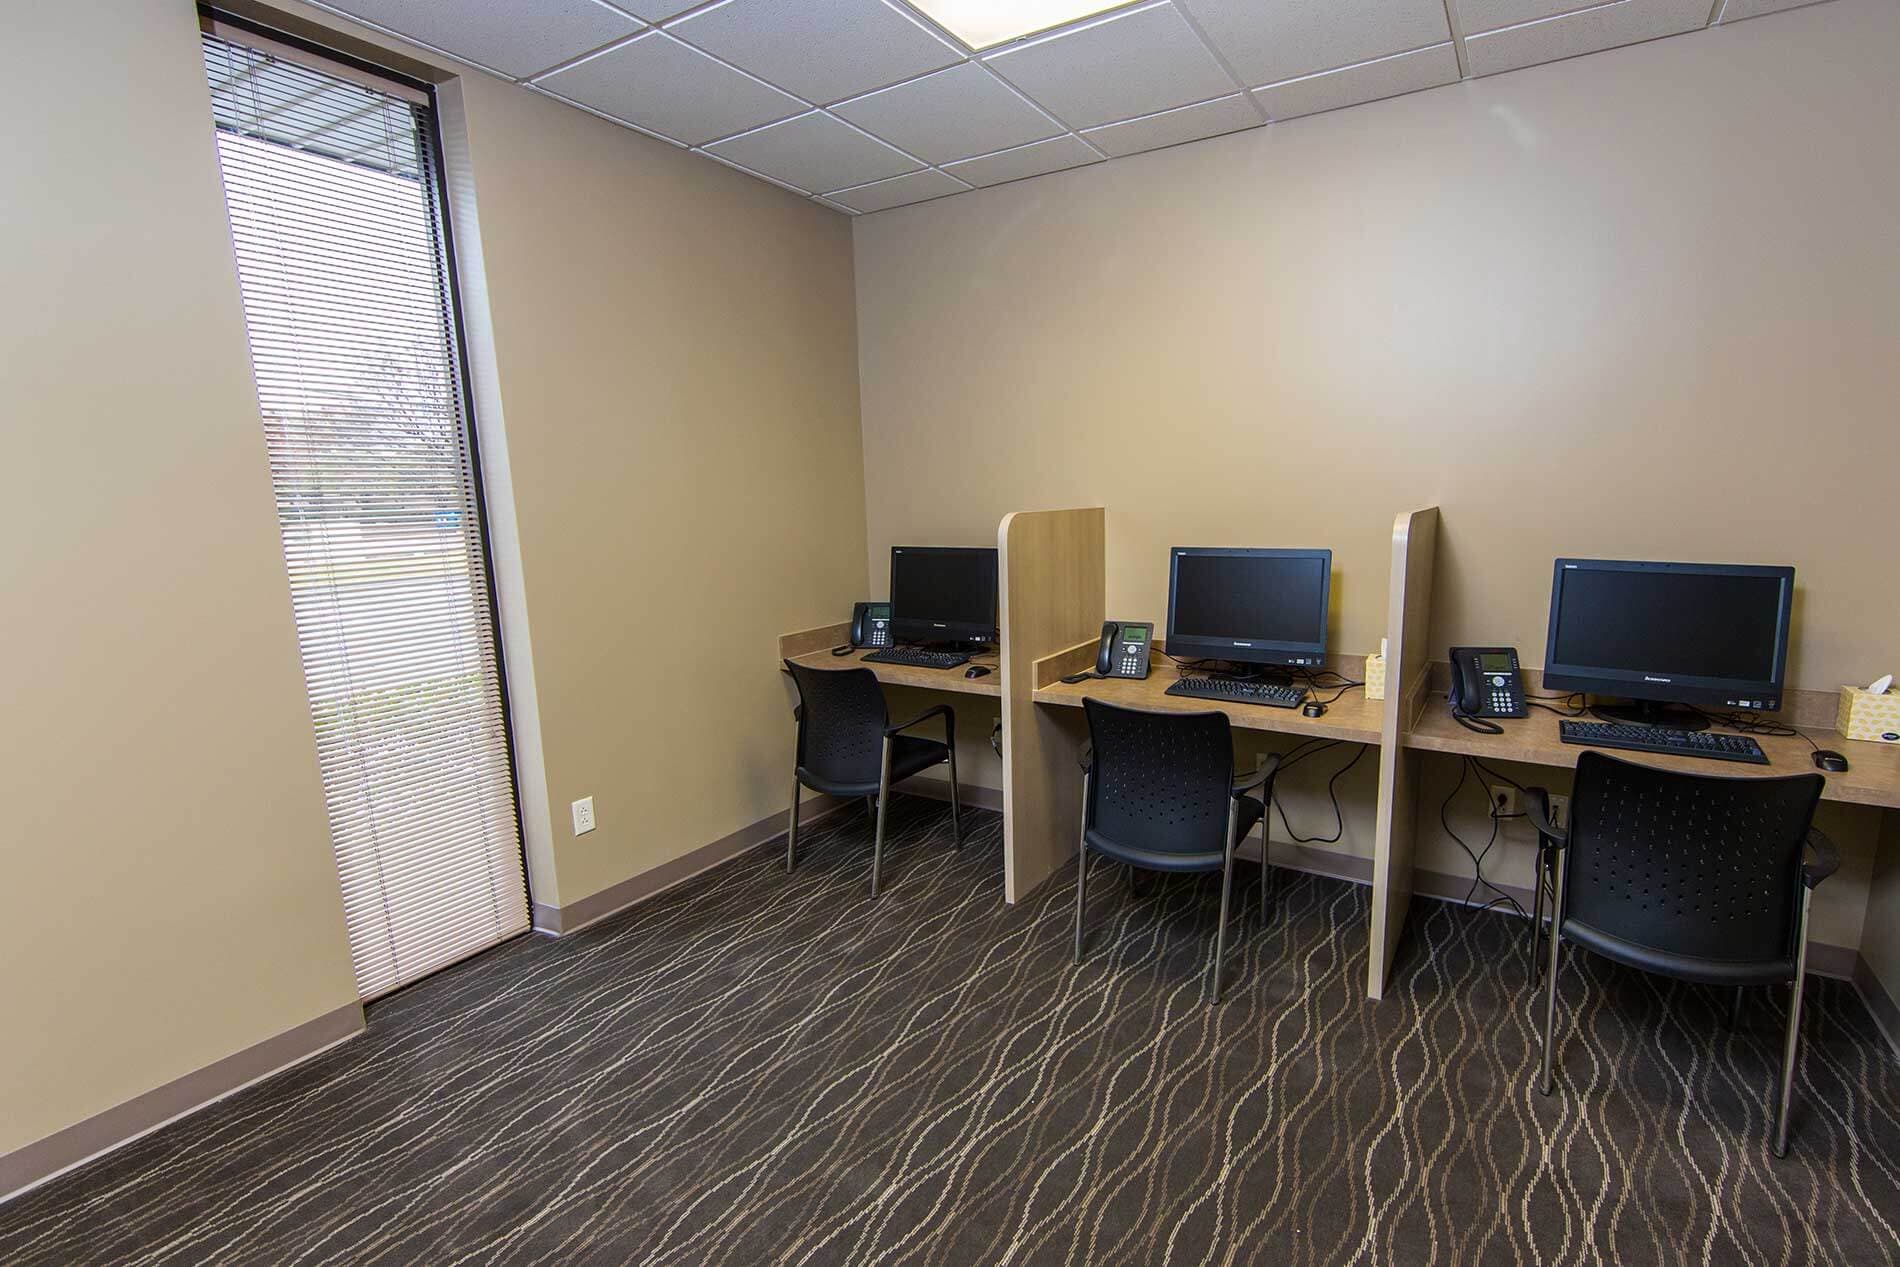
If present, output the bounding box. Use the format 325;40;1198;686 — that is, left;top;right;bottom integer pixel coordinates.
1404;706;1900;810
778;623;1002;699
1032;655;1383;745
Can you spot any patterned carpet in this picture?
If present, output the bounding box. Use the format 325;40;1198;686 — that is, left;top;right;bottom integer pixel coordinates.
3;797;1896;1266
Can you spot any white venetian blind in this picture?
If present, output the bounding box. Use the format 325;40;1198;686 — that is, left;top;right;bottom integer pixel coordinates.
202;28;528;1000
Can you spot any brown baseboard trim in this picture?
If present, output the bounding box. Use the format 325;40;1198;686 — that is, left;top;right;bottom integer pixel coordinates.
902;777;1005;814
534;794;851;936
1;1000;364;1205
1852;955;1900;1056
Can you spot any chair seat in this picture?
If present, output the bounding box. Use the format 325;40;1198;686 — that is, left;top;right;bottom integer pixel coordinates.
797;735;947;798
1563;917;1796;987
1085;795;1265;872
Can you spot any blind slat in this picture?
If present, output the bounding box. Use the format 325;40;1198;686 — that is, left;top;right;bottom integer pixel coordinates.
205;33;527;1002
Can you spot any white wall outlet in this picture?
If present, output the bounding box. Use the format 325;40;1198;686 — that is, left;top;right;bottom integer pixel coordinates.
571;796;596;836
1490;786;1519;817
1547;794;1569;830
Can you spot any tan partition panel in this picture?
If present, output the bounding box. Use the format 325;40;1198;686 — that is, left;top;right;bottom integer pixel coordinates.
999;508;1106;903
1368;507;1439;998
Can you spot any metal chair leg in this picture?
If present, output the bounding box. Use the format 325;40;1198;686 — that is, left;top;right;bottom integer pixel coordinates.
1539;858;1568;1095
1259;830;1272;926
787;770;801;873
1529;844;1547;984
947;745;963;847
1208;800;1240;1003
1727;987;1744;1030
1073;773;1091;964
1774;888;1813;1158
871;738;893;898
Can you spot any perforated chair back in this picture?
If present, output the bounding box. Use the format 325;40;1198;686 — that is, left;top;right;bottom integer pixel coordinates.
1083;698;1235;859
1563;751;1824;969
785;662;889;791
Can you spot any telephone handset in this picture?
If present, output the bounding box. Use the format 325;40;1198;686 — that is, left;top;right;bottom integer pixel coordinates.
1064;621;1154;682
835;602;892;655
1448;646;1527;730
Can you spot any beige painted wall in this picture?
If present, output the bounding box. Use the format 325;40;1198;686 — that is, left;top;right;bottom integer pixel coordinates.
0;1;359;1158
853;0;1899;946
444;72;865;908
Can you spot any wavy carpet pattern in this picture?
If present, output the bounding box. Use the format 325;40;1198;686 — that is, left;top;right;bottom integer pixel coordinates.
3;797;1896;1266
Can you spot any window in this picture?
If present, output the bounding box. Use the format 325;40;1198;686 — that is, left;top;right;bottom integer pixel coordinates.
202;24;528;999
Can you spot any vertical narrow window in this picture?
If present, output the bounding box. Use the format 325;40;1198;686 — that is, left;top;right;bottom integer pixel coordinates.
202;25;527;999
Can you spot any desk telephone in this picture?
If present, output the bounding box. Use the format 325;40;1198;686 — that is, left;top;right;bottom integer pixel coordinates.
1064;621;1154;682
835;602;891;655
1448;647;1526;720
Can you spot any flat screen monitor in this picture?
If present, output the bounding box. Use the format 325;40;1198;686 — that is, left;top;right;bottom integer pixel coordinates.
888;546;999;644
1165;548;1331;669
1542;558;1795;723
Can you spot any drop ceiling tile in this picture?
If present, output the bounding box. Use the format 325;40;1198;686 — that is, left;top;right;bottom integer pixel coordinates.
1081;93;1258;157
1716;0;1829;20
943;134;1103;187
536;32;803;144
1252;43;1460;120
832;63;1062;164
1453;0;1612;37
1463;0;1710;77
669;0;963;104
827;168;971;212
707;112;922;192
1180;0;1451;86
984;3;1238;130
321;0;644;77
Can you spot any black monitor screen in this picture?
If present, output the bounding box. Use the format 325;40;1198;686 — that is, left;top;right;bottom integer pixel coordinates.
890;548;997;638
1550;567;1788;684
1172;554;1328;648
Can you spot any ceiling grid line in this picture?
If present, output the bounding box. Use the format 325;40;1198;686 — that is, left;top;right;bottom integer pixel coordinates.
299;0;1837;216
1442;0;1476;76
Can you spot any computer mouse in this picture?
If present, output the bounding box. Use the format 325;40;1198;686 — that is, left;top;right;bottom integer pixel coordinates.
965;665;992;679
1813;749;1849;773
1302;701;1327;718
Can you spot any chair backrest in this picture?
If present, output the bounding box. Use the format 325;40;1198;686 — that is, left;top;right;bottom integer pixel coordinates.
1083;698;1235;857
1563;751;1824;967
785;662;890;789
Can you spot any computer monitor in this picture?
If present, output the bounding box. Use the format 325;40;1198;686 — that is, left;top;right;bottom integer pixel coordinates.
888;546;999;644
1542;558;1795;728
1165;547;1332;670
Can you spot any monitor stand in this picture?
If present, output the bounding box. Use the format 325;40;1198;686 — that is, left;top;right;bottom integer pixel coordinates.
1592;699;1710;731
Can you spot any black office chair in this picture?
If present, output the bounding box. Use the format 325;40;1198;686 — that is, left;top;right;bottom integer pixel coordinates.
783;661;962;897
1073;699;1278;1002
1527;751;1838;1157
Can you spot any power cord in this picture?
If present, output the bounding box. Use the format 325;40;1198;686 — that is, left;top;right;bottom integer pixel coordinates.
1440;757;1530;920
1270;742;1368;845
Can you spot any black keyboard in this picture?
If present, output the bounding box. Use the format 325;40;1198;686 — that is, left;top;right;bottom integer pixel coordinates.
862;647;972;670
1559;720;1768;765
1165;676;1307;709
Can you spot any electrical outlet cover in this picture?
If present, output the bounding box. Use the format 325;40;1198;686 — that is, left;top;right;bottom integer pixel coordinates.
571;796;596;836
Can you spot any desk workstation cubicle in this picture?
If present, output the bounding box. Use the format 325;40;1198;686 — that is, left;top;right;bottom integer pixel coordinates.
778;505;1442;1001
774;502;1900;1033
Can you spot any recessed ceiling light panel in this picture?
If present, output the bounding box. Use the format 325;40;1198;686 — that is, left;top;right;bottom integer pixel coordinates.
908;0;1133;50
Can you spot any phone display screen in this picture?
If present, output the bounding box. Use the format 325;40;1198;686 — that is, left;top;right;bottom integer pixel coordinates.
1122;628;1146;642
1479;652;1513;673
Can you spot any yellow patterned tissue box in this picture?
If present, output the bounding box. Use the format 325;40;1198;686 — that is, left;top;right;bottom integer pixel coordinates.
1837;687;1900;744
1363;653;1387;702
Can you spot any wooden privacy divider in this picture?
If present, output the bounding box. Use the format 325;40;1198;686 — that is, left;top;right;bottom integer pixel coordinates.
1368;507;1439;999
999;509;1106;903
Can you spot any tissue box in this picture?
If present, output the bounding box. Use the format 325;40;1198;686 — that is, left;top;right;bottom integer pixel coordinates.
1837;687;1900;744
1363;653;1386;702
